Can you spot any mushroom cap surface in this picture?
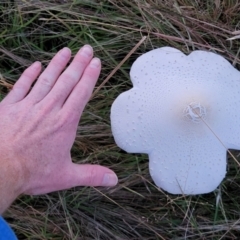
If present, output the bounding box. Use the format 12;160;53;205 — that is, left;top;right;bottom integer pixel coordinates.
110;47;240;195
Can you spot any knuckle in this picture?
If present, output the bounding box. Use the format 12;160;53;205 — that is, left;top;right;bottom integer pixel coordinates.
60;72;77;84
54;112;72;130
59;113;69;125
13;80;29;92
78;83;91;102
38;76;53;87
64;109;78;123
53;91;65;102
54;115;65;128
36;100;55;115
12;83;23;92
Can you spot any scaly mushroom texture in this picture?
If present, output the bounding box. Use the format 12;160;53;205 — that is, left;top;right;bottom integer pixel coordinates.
110;46;240;195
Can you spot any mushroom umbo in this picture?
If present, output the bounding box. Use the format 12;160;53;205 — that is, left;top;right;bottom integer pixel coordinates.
110;46;240;195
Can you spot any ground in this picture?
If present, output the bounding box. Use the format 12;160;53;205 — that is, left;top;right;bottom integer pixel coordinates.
1;1;240;239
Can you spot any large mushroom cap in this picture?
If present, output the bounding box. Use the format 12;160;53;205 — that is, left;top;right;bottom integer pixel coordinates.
110;47;240;195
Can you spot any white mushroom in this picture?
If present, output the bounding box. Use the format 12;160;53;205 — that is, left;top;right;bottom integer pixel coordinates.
110;46;240;195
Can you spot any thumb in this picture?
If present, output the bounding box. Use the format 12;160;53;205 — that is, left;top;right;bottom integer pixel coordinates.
25;163;118;195
61;163;118;188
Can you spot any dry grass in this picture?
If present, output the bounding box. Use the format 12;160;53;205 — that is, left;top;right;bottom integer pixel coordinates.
1;0;240;239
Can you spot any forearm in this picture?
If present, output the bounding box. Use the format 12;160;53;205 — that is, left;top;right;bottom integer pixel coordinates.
0;154;24;214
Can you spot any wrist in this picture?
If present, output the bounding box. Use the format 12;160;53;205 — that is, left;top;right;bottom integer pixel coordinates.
0;152;26;213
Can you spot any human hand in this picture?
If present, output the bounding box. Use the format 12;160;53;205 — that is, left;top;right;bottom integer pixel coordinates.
0;45;118;196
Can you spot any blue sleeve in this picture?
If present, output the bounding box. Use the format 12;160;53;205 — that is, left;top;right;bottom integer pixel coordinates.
0;216;17;240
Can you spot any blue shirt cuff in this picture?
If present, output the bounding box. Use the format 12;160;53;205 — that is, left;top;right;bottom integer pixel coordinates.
0;216;17;240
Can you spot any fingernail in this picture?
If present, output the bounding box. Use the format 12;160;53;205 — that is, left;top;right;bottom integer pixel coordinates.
80;45;93;57
90;58;101;68
60;47;71;58
102;173;118;187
